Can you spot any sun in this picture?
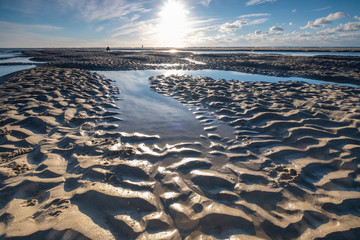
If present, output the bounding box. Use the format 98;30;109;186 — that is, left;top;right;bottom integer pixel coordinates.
157;0;189;47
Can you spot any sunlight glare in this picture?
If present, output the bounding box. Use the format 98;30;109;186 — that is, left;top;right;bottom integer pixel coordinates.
157;0;189;47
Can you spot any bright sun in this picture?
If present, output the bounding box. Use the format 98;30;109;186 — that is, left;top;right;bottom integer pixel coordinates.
157;0;189;47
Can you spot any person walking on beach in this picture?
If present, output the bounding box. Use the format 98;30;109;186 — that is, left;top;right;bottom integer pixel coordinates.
106;46;110;52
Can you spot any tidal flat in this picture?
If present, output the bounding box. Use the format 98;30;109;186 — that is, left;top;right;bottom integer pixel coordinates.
0;49;360;239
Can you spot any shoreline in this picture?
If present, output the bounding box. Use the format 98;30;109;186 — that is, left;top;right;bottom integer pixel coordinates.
22;49;360;86
2;47;360;52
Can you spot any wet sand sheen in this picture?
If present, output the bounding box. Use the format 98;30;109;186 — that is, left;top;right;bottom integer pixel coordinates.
0;66;360;239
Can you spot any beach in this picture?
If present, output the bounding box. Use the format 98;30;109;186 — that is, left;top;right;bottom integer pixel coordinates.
23;49;360;85
1;50;360;239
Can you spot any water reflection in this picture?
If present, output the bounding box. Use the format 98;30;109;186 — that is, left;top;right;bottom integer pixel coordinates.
0;51;22;58
0;52;43;78
96;69;357;146
97;71;209;144
0;65;37;79
0;57;42;64
110;69;355;87
111;49;360;57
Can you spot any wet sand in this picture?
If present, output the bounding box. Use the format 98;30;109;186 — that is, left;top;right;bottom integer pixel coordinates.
0;51;360;239
23;49;360;85
150;75;360;239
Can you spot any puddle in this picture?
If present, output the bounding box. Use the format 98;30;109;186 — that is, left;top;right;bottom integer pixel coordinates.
0;65;37;79
96;71;212;144
105;69;356;87
96;69;358;145
0;57;43;64
0;51;22;59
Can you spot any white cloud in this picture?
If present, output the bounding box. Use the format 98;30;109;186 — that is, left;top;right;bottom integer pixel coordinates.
301;12;348;29
0;21;63;31
292;9;296;13
218;15;269;33
130;14;141;22
289;22;293;26
237;13;270;25
219;20;248;32
355;16;360;21
248;25;284;39
96;26;104;32
58;0;151;22
238;13;271;19
270;26;284;32
325;12;349;21
313;6;331;12
248;18;269;25
343;21;360;31
317;21;360;35
202;19;360;47
299;32;312;37
199;0;211;7
2;0;151;24
193;27;360;47
112;19;157;38
246;0;276;6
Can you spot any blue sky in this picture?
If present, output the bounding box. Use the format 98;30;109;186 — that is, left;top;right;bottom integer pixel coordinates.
0;0;360;48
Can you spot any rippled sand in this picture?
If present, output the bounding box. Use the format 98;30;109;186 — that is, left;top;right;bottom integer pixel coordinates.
23;49;360;85
1;67;360;239
149;75;360;239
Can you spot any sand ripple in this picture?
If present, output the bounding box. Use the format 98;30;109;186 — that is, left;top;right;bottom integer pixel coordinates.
149;75;360;239
1;67;360;239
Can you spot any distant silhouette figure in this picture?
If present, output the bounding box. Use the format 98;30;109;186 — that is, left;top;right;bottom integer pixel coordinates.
106;46;110;52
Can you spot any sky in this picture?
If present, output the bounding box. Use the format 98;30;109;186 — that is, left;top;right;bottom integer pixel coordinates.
0;0;360;48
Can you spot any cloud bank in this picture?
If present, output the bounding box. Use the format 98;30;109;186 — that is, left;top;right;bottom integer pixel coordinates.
301;12;348;29
246;0;277;6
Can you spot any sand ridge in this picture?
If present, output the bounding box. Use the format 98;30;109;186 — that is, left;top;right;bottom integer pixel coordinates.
0;67;253;239
1;65;360;239
0;67;125;239
149;74;360;239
